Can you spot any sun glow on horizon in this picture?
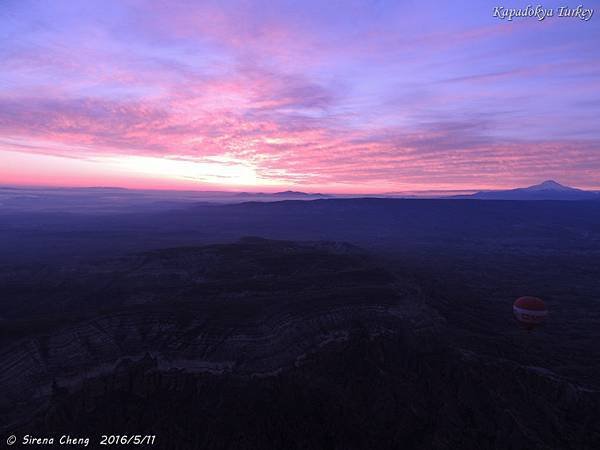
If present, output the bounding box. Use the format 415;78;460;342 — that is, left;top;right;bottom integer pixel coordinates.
0;148;297;190
104;154;285;187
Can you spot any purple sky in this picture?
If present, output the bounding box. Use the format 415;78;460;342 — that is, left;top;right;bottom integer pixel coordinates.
1;0;599;192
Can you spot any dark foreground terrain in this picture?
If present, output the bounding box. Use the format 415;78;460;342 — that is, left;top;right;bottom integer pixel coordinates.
1;199;600;449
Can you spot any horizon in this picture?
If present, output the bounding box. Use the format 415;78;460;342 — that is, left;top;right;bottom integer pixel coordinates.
0;178;595;198
1;1;599;192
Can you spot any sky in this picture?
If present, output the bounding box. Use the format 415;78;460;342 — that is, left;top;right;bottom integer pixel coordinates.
0;0;599;193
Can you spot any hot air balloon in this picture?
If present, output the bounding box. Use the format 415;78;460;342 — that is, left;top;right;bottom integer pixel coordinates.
513;296;547;330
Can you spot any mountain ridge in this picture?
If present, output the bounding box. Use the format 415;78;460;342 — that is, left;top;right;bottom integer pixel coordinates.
452;180;599;201
235;190;328;198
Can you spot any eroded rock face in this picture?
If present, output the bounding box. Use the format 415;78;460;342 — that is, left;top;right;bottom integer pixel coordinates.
11;335;600;450
0;239;435;429
1;239;599;449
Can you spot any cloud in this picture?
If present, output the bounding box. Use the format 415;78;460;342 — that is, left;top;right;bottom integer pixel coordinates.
0;0;599;191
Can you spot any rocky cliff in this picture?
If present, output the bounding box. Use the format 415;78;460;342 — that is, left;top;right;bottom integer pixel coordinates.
1;238;598;449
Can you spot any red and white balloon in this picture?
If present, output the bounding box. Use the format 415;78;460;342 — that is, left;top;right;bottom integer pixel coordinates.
513;296;547;330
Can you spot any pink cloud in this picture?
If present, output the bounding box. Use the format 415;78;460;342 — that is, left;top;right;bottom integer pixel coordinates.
1;0;599;191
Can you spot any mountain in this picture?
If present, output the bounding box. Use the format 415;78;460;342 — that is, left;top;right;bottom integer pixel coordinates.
453;180;599;200
524;180;576;192
273;190;326;197
235;190;328;199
